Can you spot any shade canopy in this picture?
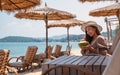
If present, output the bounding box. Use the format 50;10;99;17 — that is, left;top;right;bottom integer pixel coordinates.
48;19;84;28
15;5;76;56
79;0;116;2
15;6;76;20
89;3;120;29
48;19;84;52
89;3;120;16
0;0;41;12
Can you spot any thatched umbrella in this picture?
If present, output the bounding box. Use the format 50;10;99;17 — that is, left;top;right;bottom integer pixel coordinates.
0;0;41;12
15;4;76;56
79;0;117;2
89;3;120;28
47;19;84;54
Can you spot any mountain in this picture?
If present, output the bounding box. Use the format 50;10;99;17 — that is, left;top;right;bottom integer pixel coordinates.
0;35;84;42
49;34;67;40
58;34;84;42
0;36;42;42
0;30;116;42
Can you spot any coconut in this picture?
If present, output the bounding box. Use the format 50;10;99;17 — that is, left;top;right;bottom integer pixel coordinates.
78;41;89;48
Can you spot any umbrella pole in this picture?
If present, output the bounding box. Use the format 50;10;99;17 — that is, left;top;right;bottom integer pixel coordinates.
67;27;70;48
67;27;71;55
45;14;48;58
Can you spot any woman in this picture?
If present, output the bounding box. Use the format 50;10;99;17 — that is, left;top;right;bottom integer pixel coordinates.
80;21;110;56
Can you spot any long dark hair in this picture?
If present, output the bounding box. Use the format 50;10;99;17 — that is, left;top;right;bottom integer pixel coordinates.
85;25;101;44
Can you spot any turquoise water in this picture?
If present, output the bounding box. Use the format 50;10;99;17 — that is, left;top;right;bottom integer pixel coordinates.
0;42;79;57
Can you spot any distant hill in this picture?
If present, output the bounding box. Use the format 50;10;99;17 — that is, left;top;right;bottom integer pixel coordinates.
58;34;84;42
0;30;116;42
49;34;67;40
0;36;42;42
0;35;84;42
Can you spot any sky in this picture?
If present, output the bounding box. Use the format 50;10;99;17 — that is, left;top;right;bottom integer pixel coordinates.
0;0;117;38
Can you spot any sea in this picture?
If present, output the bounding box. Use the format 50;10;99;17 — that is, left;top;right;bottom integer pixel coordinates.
0;42;80;57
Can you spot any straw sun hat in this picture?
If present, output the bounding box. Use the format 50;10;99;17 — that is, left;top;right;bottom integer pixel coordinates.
81;21;102;32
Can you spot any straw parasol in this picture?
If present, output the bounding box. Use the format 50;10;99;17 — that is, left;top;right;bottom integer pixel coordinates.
89;3;120;28
0;0;41;12
48;19;84;54
79;0;117;2
15;4;76;55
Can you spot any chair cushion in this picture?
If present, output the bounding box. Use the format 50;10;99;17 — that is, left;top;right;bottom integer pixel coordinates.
9;62;23;67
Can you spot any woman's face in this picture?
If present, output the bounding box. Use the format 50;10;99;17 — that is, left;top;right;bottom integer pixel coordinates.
86;26;96;37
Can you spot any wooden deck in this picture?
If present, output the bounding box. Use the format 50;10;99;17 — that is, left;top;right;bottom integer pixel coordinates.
42;56;111;75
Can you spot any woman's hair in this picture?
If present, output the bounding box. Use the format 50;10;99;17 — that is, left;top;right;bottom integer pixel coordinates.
85;25;101;44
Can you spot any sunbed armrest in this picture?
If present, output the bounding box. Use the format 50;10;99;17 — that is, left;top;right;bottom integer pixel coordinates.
8;56;24;63
50;55;56;59
7;66;18;75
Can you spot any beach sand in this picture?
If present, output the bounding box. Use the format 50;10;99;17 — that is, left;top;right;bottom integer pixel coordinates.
9;49;82;75
70;49;82;56
9;68;42;75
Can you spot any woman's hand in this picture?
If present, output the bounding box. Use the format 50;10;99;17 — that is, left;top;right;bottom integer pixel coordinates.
82;44;94;51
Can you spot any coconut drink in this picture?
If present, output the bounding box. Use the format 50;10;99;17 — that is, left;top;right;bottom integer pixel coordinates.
78;41;89;48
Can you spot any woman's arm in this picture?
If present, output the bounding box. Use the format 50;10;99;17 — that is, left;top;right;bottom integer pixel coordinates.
96;36;110;55
97;36;108;49
83;36;108;53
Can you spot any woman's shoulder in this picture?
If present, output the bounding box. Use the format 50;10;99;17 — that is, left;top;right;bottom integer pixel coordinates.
97;35;106;40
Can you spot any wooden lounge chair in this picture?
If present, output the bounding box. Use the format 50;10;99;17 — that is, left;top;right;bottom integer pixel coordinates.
51;45;62;59
65;45;72;55
33;45;53;67
8;46;38;72
47;45;54;59
109;30;120;54
53;45;62;58
60;45;72;56
0;49;18;75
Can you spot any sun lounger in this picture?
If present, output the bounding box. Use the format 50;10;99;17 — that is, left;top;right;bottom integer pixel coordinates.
50;45;62;59
64;45;72;55
32;45;54;67
0;49;18;75
47;45;54;59
8;46;38;72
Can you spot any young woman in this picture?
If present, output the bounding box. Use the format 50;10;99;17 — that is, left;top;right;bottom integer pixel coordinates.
80;21;110;56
